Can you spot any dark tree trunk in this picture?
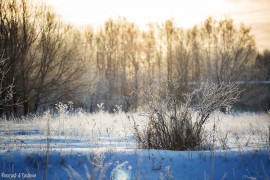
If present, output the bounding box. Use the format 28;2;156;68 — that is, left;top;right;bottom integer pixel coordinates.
23;100;29;116
12;93;17;117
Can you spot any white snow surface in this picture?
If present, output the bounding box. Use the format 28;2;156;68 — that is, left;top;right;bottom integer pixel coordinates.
0;110;269;179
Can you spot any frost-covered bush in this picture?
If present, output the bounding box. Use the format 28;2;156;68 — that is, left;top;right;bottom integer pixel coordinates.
132;76;240;150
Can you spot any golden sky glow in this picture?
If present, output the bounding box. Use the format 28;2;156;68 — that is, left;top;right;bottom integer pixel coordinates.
44;0;270;50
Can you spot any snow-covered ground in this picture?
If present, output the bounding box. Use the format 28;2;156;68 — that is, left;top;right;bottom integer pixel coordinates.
0;109;269;179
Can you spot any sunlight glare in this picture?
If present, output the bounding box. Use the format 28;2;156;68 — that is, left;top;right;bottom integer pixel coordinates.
42;0;270;49
44;0;230;28
114;169;129;180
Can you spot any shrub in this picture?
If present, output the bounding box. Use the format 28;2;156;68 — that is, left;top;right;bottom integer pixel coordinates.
132;77;240;150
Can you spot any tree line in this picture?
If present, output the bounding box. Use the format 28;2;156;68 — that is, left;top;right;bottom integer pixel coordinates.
0;0;269;116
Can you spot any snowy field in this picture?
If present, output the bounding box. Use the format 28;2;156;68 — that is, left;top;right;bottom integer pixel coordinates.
0;109;269;179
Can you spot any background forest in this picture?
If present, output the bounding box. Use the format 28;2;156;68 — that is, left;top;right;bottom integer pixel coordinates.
0;0;269;117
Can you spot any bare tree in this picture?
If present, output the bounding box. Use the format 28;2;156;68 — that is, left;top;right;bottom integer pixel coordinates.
187;25;201;82
142;24;156;82
125;22;140;110
0;0;20;115
30;8;87;113
0;0;38;115
0;56;14;109
93;18;142;111
1;0;88;115
200;17;256;83
164;19;175;82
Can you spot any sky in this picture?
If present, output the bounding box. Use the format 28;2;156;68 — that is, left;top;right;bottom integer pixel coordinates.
43;0;270;50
